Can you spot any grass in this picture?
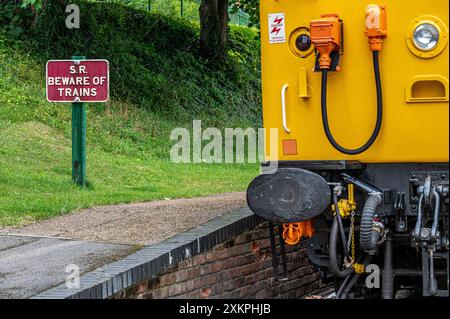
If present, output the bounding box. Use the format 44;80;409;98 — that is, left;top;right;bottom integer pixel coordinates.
0;2;261;227
0;121;257;226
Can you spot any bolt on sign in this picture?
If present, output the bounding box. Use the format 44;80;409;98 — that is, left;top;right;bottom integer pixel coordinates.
46;59;109;103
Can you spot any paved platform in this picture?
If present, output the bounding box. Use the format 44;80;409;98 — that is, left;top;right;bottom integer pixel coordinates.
0;235;134;298
0;192;247;298
0;192;245;245
33;207;258;299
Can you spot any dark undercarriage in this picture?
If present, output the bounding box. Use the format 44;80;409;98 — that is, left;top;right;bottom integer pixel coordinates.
248;161;449;299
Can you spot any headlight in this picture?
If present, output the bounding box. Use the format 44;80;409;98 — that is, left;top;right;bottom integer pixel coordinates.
295;34;312;52
406;16;448;59
289;28;315;58
413;23;439;51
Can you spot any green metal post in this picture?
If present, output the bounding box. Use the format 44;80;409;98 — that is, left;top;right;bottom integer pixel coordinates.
71;56;87;187
180;0;184;17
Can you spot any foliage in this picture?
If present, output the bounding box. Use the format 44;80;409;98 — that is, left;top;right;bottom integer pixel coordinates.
121;0;201;21
99;0;248;26
0;1;261;225
231;0;259;28
0;1;261;126
21;0;43;10
0;1;34;37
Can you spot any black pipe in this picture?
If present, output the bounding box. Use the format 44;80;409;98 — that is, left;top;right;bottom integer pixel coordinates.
360;194;383;255
329;217;354;278
381;233;394;299
336;255;365;299
339;256;373;299
333;192;350;259
335;273;353;299
268;221;279;280
278;224;289;280
321;51;383;155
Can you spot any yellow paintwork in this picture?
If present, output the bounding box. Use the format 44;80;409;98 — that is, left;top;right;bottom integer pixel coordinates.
260;0;449;163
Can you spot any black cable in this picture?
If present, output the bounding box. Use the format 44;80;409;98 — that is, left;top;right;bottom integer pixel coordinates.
321;51;383;155
329;217;354;278
335;272;353;298
336;255;364;299
339;255;373;299
333;193;350;259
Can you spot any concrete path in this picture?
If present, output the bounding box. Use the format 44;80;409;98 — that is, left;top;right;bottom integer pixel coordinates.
0;192;246;298
0;235;134;298
0;192;245;245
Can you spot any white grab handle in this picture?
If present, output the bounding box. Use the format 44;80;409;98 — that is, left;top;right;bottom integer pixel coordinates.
281;84;290;133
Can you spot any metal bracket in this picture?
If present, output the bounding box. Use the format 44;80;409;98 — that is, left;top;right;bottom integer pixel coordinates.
268;221;289;281
422;249;449;297
394;192;408;232
341;173;383;196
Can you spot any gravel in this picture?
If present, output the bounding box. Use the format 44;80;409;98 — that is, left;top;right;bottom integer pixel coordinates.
0;192;247;245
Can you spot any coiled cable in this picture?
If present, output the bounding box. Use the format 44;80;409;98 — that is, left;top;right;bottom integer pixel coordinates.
321;51;383;155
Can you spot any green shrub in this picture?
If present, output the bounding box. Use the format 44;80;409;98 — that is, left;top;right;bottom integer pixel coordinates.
0;1;261;127
0;1;261;224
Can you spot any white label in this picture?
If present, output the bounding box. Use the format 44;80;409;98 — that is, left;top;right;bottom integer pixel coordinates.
268;13;286;44
366;5;381;29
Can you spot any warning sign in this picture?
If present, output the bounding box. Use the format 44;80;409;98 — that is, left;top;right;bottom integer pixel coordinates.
46;59;109;103
268;13;286;44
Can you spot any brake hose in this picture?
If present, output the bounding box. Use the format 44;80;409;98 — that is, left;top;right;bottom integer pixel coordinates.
321;51;383;155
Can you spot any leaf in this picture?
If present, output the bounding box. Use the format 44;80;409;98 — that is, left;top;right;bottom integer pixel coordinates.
20;0;43;11
20;0;35;8
13;26;23;37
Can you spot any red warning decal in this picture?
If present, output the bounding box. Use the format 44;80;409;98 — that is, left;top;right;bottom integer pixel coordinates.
268;13;286;44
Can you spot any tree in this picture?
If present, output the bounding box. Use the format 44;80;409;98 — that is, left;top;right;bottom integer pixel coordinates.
198;0;260;63
199;0;229;63
5;0;69;25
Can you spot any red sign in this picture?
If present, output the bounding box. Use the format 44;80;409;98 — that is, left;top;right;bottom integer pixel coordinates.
46;59;109;103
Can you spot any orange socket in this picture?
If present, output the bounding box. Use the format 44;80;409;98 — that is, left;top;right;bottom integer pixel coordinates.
282;220;315;245
310;14;342;69
365;5;387;51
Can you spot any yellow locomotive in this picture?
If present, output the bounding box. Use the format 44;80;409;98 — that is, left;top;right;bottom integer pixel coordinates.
247;0;449;298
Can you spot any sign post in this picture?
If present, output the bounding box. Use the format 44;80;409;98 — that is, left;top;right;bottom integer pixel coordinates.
72;100;86;186
71;55;87;186
46;57;109;187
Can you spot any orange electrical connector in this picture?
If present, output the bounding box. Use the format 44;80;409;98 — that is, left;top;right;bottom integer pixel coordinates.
282;220;315;245
310;14;342;69
365;5;387;51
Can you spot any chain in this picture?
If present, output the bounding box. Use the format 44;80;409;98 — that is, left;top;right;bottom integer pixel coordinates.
347;211;354;254
351;211;356;261
344;211;356;267
377;228;389;245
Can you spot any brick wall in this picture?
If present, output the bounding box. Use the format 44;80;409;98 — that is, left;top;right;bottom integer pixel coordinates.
114;222;326;299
